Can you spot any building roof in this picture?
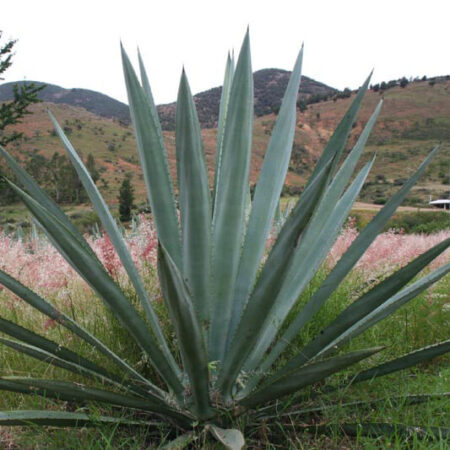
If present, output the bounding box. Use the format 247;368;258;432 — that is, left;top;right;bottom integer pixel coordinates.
429;199;450;205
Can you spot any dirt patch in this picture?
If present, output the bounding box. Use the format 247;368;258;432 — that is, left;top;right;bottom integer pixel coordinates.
353;201;442;212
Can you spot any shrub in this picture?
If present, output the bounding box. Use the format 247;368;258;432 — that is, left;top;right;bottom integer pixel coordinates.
118;174;135;222
0;33;448;447
386;211;450;234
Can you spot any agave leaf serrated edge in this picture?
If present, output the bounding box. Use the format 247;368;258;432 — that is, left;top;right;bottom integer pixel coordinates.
227;46;304;347
48;112;180;378
0;378;190;425
158;245;212;419
257;146;441;375
7;181;184;399
276;238;450;378
220;159;374;396
240;347;383;409
121;45;182;268
0;268;155;393
209;30;253;363
175;71;212;327
213;52;235;212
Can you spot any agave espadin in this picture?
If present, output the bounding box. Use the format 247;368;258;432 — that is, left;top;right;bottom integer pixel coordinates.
0;31;448;447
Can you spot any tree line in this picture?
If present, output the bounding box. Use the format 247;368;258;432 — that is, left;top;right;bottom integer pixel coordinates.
0;149;100;205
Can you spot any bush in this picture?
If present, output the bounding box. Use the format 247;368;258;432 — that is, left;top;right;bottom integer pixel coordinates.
385;211;450;234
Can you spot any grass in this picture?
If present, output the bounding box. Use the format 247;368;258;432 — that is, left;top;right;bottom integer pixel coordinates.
0;232;448;448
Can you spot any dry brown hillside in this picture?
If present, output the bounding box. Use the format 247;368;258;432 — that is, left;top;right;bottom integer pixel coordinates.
1;77;449;213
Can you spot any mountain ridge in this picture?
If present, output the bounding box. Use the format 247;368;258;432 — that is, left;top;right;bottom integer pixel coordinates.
0;69;337;130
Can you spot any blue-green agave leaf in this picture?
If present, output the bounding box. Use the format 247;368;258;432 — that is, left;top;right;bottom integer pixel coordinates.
220;160;373;396
209;30;254;363
213;52;235;211
278;238;450;376
351;340;450;384
158;245;212;419
7;182;184;399
259;146;441;372
228;46;304;346
175;70;212;327
240;347;383;408
0;268;158;396
0;410;156;427
121;45;182;267
48;112;179;377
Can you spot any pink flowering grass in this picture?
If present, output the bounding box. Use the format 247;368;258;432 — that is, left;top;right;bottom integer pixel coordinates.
0;214;158;299
0;214;447;302
328;218;450;279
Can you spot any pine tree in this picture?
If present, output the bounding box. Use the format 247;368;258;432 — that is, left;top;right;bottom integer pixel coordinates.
118;174;134;222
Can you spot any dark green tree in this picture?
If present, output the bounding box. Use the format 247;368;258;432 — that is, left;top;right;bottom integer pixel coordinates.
296;99;307;112
0;31;44;146
0;31;44;205
341;87;352;98
86;153;100;183
118;174;134;222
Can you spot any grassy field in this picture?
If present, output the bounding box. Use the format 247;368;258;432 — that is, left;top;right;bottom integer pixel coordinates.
1;198;448;236
0;219;448;448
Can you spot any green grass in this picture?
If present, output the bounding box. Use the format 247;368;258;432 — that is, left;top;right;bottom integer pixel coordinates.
0;261;448;448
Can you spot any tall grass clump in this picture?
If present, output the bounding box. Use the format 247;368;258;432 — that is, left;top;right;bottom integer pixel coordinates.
0;32;449;447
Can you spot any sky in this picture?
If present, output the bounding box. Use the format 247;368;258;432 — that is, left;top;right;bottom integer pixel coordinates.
2;0;450;105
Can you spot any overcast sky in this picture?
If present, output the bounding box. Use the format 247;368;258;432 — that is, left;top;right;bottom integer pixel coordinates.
2;0;449;105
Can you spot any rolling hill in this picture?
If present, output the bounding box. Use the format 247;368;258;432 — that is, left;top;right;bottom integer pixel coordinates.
156;69;337;130
0;81;131;125
0;74;448;230
0;69;336;130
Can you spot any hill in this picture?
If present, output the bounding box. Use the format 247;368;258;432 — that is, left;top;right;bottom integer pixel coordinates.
0;81;131;125
0;76;448;231
157;69;337;129
292;76;450;206
0;69;336;130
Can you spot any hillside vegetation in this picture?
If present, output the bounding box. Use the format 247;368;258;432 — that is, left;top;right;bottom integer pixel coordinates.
0;69;336;130
0;76;448;231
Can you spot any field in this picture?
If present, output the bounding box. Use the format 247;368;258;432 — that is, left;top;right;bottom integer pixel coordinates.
0;216;448;448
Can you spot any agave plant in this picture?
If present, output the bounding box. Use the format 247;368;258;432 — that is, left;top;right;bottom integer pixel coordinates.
0;31;449;447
